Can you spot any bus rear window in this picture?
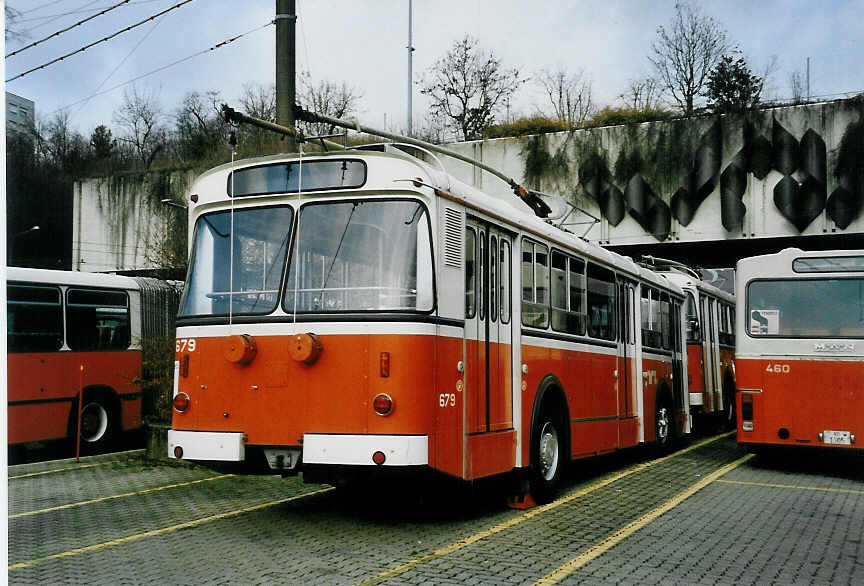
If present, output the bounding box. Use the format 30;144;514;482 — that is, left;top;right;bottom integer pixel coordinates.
228;160;366;196
181;206;294;317
792;256;864;273
7;284;63;352
747;279;864;338
284;200;433;313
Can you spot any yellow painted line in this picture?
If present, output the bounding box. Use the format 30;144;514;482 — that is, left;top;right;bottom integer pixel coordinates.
534;454;754;586
9;450;145;479
9;461;118;480
353;431;735;586
716;479;864;495
8;486;334;571
10;474;233;519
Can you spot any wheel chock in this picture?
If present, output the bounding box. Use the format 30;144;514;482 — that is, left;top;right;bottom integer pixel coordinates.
507;491;537;509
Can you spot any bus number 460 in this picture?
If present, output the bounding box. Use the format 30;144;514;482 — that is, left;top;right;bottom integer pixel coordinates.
765;363;790;374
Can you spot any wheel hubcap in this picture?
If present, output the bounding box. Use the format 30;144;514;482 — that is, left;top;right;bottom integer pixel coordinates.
539;421;559;481
80;402;109;443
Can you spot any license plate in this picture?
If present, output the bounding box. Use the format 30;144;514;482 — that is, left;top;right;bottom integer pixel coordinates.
823;430;851;445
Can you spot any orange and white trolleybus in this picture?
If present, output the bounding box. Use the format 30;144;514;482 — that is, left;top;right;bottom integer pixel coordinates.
650;261;736;430
736;248;864;451
168;142;690;501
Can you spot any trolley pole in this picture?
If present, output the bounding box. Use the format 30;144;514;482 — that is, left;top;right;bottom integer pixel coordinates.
276;0;297;151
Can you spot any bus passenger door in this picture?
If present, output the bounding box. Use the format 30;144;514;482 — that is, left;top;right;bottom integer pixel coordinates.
463;220;514;479
616;280;639;447
671;299;688;433
701;296;719;411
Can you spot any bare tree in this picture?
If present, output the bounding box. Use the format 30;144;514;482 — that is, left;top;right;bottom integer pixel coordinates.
296;71;364;136
113;86;165;168
36;111;91;175
236;83;277;154
420;35;524;141
536;66;594;126
789;70;806;103
239;82;276;121
619;77;663;110
649;1;732;115
174;90;226;162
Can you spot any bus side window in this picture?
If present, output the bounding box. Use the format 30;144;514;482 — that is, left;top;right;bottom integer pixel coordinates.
660;292;672;349
465;228;476;318
587;263;615;340
551;251;586;335
67;289;130;352
7;284;63;352
521;239;549;328
685;292;700;341
500;240;511;324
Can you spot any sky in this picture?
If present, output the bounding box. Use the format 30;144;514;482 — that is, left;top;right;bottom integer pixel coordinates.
3;0;863;138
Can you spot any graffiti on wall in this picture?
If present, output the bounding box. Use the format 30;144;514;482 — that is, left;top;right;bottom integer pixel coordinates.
533;98;864;242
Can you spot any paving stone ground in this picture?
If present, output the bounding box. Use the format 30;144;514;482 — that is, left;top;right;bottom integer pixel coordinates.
8;437;864;585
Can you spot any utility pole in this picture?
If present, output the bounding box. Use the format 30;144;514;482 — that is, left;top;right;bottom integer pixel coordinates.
806;57;811;101
407;0;414;135
276;0;297;150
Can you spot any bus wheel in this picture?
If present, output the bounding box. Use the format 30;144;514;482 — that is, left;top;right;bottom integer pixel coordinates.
655;398;673;451
723;383;737;431
530;409;563;503
76;396;116;452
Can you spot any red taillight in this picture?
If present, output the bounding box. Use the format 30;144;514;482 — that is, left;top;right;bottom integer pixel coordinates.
173;392;190;412
174;446;184;459
372;450;386;465
380;352;390;377
373;393;393;416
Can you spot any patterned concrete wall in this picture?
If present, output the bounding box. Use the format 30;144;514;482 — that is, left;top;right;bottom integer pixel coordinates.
73;170;193;273
444;97;864;247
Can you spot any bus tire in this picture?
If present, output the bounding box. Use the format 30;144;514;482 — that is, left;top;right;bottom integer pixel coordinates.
654;394;674;452
70;390;118;454
529;403;565;504
722;373;737;431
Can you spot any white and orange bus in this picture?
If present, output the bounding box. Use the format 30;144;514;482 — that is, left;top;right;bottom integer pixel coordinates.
167;146;690;501
736;248;864;451
7;268;176;454
650;262;736;431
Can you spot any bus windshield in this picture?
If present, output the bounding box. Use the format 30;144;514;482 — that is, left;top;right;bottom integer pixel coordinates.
181;206;294;317
747;278;864;338
284;200;433;313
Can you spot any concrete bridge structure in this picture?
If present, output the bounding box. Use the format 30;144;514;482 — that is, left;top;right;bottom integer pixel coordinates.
73;97;864;275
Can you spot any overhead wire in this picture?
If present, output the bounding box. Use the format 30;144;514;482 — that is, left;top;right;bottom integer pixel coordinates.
69;12;164;122
16;0;165;25
6;0;195;82
19;0;71;15
7;0;133;58
51;21;275;114
21;0;103;33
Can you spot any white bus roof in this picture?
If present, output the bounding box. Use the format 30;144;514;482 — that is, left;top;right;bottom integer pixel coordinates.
7;267;140;290
737;247;864;281
189;149;684;298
